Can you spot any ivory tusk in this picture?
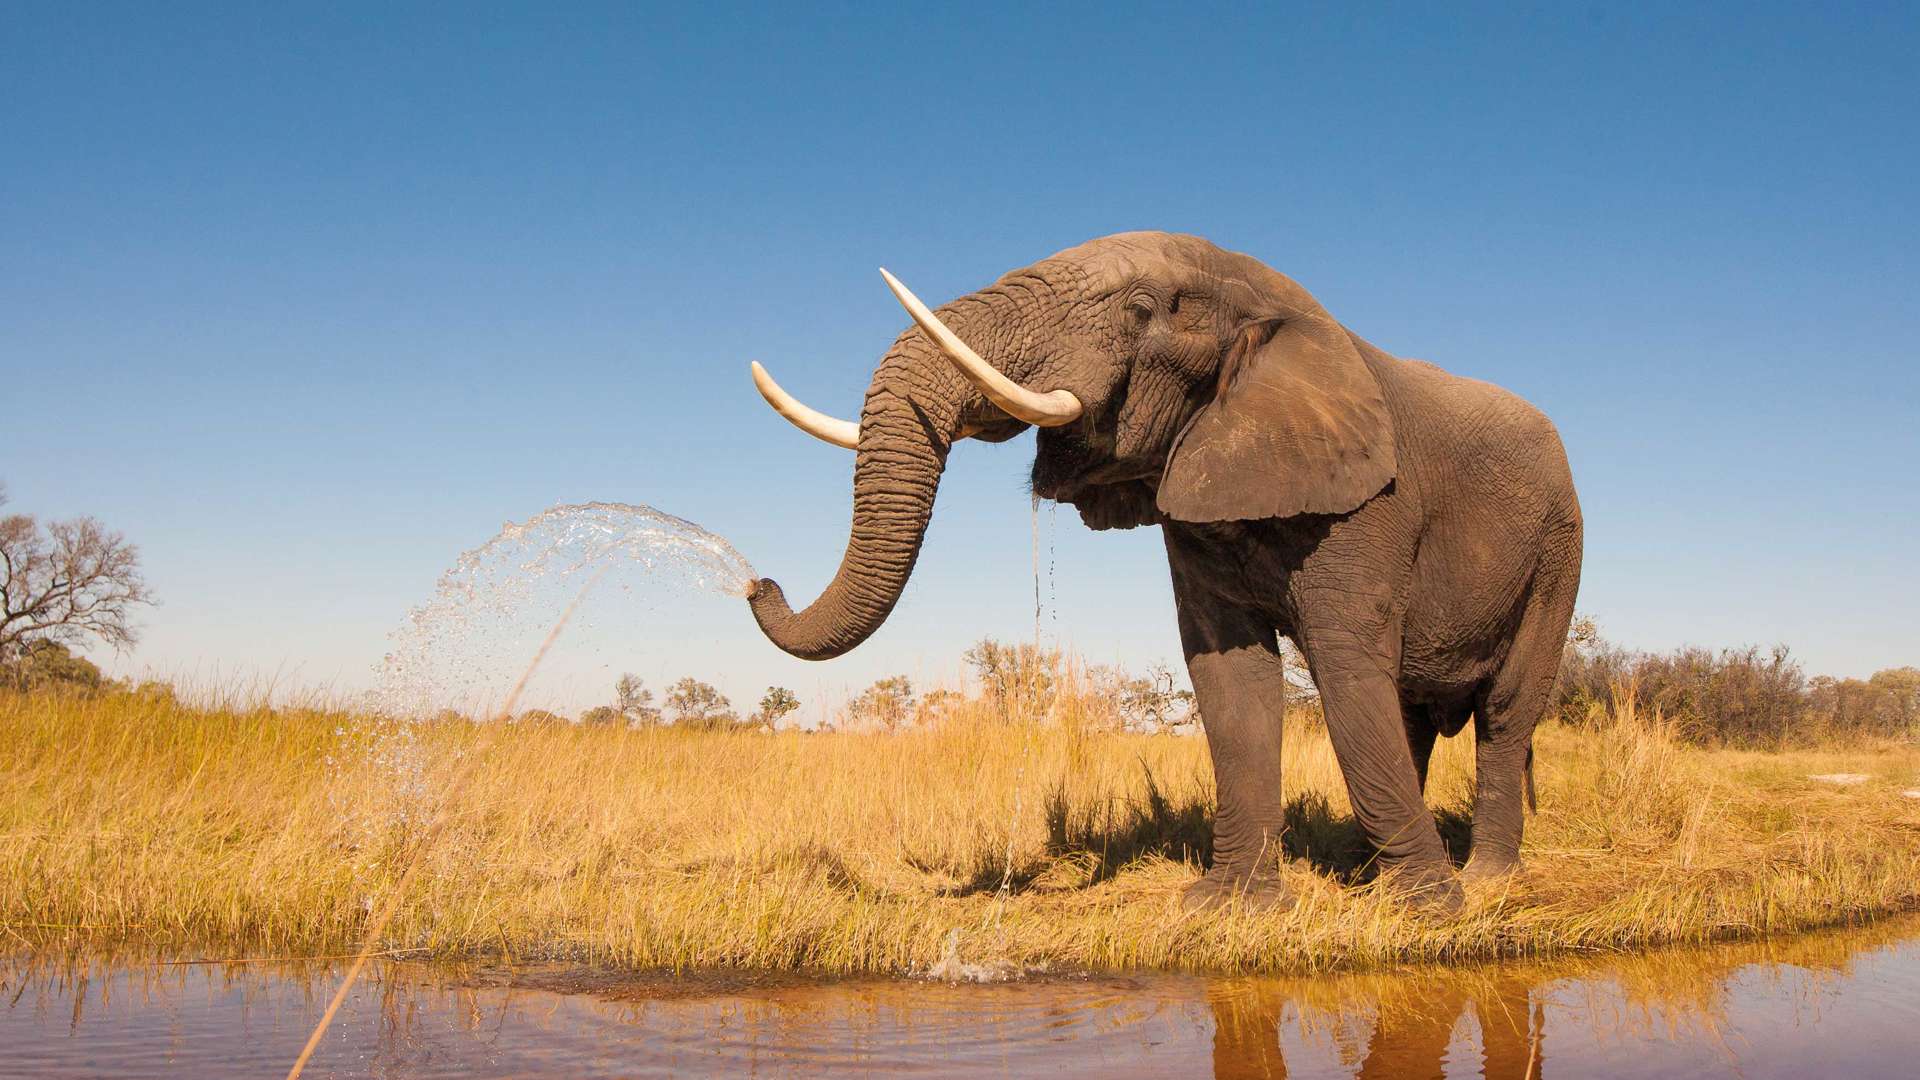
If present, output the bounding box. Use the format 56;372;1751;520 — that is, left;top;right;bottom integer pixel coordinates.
750;361;860;449
878;268;1084;428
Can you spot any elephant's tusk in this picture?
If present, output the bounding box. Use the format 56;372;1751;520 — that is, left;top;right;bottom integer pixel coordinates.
879;268;1084;428
750;361;860;449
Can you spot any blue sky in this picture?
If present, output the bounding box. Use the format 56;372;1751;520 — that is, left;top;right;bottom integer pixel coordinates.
3;3;1915;713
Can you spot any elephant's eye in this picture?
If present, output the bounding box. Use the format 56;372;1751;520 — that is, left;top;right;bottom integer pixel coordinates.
1123;298;1153;327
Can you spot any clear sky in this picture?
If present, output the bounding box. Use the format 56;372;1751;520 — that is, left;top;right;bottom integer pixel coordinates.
4;3;1916;715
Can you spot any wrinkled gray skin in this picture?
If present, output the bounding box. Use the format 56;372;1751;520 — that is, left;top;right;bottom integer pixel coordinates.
748;232;1583;912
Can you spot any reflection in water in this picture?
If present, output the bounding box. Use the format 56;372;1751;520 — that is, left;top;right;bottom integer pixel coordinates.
6;918;1920;1078
1209;971;1542;1079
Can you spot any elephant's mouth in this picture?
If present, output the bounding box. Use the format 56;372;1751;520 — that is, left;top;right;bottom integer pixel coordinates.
1032;410;1165;502
1033;453;1161;507
1056;461;1155;500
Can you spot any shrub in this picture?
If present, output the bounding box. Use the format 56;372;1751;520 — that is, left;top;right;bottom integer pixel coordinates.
1555;618;1914;747
579;705;624;726
0;640;103;692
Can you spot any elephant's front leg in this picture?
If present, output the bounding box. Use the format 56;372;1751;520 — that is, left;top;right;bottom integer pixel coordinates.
1171;573;1294;913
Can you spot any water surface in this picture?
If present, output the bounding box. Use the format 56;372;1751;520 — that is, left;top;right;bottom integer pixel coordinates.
7;918;1920;1078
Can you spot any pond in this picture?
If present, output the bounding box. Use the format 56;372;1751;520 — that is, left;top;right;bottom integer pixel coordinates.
7;917;1920;1078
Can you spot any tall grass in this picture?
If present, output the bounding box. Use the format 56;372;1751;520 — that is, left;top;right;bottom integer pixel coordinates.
2;684;1916;975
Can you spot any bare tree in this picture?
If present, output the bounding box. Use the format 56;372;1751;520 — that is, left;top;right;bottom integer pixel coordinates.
1113;662;1197;732
615;673;662;725
0;485;154;663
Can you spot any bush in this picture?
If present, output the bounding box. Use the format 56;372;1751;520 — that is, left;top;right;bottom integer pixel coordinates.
579;705;624;726
0;640;103;692
1556;618;1915;747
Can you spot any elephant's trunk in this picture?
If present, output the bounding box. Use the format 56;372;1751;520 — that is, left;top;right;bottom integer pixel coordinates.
747;309;998;660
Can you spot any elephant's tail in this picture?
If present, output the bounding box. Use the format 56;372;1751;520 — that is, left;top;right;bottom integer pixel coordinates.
1523;744;1537;813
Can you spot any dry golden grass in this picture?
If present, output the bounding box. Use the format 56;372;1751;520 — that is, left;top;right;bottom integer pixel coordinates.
3;687;1917;975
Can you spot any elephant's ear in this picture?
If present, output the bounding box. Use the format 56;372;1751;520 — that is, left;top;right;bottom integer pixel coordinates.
1157;315;1395;522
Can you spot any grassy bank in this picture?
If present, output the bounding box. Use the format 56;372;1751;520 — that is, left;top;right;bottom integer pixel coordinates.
3;689;1917;975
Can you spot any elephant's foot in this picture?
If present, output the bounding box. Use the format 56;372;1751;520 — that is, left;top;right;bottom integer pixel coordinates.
1376;859;1465;916
1181;866;1297;915
1460;853;1527;885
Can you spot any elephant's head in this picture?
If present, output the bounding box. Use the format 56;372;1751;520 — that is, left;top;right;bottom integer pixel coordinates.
746;231;1396;660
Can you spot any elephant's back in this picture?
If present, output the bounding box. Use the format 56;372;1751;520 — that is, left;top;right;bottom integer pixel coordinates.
1365;343;1578;526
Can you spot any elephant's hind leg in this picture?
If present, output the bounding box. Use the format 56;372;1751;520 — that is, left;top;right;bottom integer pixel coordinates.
1464;538;1580;882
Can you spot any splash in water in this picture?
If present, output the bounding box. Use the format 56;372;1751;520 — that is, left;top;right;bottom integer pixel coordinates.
366;501;755;720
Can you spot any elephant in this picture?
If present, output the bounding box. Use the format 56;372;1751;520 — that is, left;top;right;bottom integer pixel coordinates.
744;232;1582;913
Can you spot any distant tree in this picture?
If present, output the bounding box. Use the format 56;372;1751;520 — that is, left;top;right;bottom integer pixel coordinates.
963;638;1059;717
755;686;800;727
0;485;155;669
848;675;915;731
516;708;567;726
1807;666;1920;740
1868;667;1920;729
1118;662;1197;732
615;673;662;725
665;677;737;729
0;639;103;692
